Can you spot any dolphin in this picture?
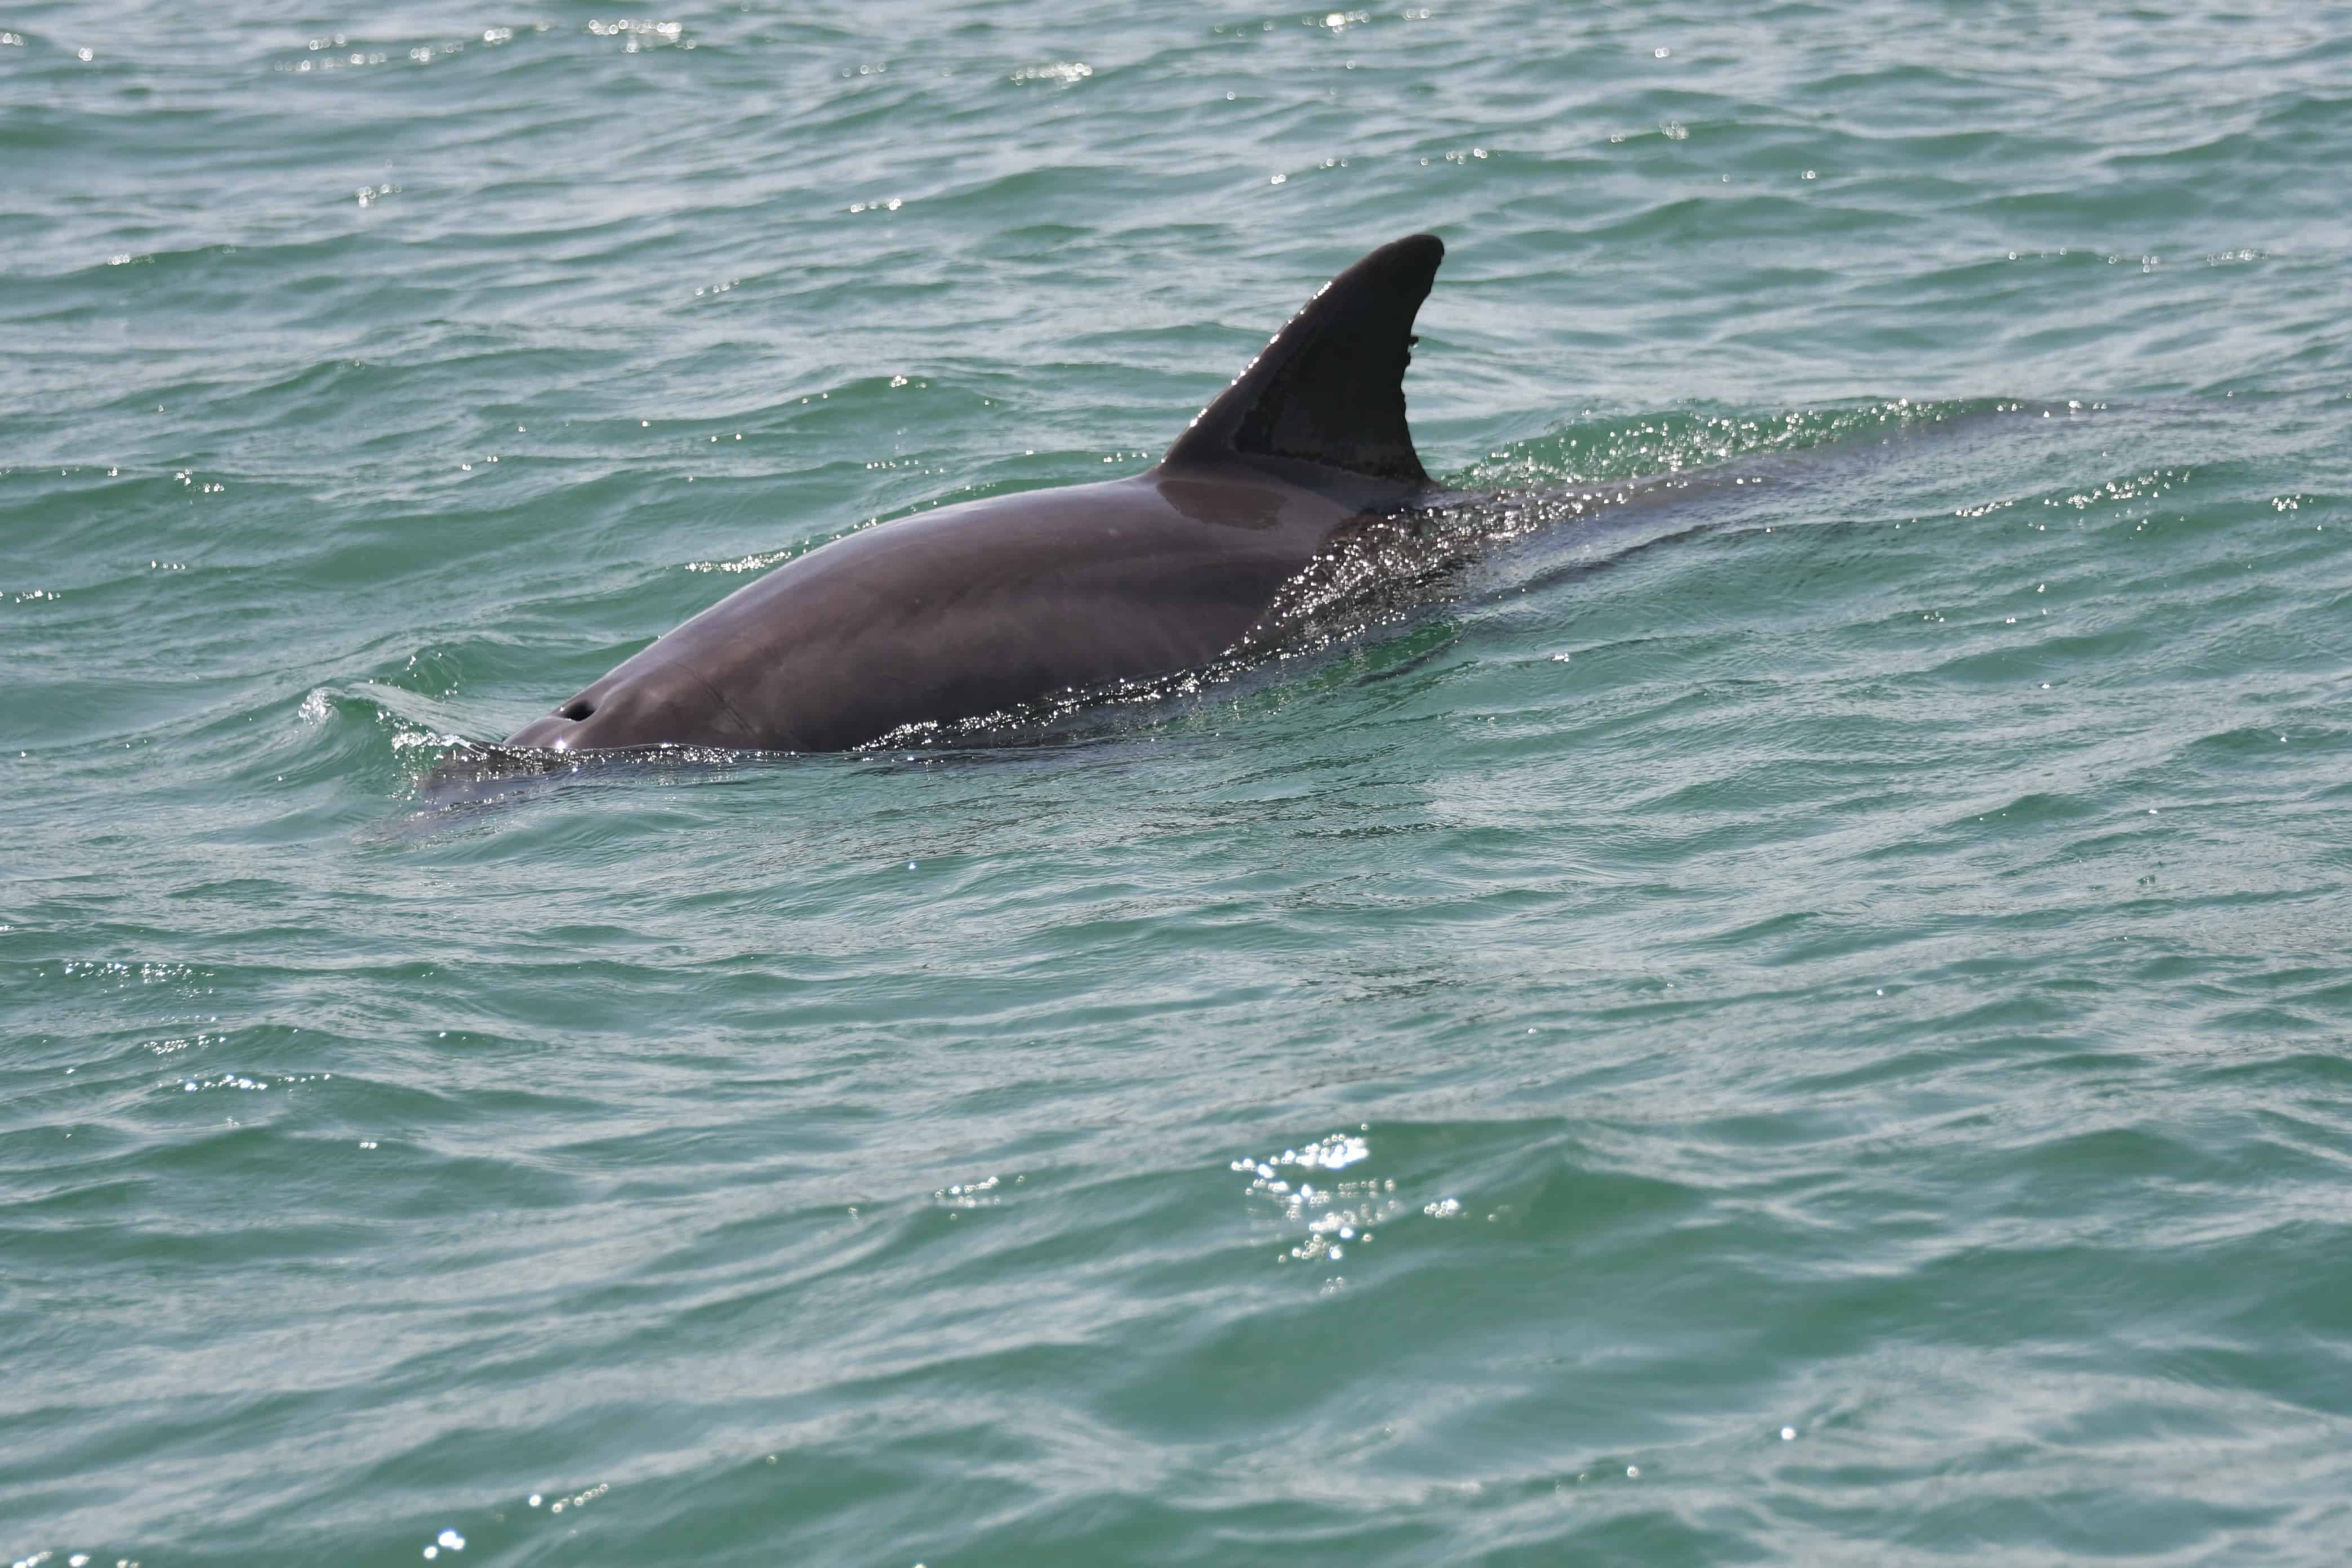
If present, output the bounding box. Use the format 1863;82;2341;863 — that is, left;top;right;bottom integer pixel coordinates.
504;234;1450;755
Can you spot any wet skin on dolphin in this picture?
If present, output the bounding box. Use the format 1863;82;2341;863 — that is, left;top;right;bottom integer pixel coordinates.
505;233;1447;755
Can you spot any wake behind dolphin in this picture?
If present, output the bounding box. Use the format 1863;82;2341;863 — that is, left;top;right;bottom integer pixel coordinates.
499;234;1460;756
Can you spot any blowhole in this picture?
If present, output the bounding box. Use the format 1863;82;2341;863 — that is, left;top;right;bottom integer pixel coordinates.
559;697;596;721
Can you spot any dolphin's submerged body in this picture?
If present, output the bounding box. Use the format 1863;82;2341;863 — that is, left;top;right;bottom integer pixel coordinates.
504;234;1453;755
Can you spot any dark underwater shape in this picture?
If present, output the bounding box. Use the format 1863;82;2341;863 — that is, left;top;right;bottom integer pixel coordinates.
502;234;1447;755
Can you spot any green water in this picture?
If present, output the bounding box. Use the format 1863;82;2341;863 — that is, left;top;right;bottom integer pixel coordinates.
7;2;2352;1562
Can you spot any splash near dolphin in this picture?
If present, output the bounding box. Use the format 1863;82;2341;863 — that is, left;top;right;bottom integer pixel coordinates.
501;234;1451;756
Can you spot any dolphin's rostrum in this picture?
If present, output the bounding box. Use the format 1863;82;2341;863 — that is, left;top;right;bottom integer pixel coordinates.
505;234;1447;755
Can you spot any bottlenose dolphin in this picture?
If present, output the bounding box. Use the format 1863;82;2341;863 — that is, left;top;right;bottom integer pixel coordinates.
504;234;1450;755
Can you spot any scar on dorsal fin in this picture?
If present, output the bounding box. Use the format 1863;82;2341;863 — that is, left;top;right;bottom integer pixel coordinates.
1159;233;1442;487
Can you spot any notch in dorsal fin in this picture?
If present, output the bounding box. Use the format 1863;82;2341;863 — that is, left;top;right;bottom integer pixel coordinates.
1160;233;1442;487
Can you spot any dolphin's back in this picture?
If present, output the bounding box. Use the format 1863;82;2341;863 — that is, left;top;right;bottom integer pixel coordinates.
634;477;1352;751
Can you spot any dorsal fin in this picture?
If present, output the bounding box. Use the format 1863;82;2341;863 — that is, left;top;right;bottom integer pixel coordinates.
1159;233;1442;487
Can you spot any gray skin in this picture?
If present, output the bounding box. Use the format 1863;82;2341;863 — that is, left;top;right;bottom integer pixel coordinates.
506;234;1447;755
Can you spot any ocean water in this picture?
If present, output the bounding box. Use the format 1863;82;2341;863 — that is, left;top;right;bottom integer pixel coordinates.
7;0;2352;1561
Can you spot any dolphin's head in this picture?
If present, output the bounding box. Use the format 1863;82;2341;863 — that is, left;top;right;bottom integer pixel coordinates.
503;657;754;753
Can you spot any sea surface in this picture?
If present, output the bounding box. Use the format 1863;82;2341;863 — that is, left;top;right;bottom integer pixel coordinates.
7;1;2352;1562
